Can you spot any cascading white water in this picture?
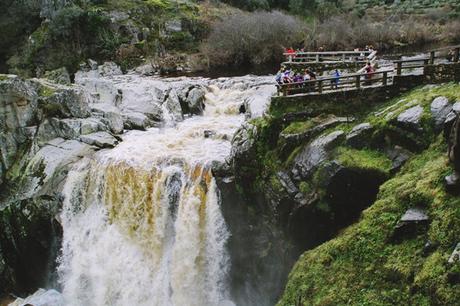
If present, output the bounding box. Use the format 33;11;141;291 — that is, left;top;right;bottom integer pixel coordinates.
56;77;274;306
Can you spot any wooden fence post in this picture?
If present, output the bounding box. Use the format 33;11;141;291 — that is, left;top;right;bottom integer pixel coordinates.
342;53;346;62
316;54;320;62
454;48;460;63
356;75;361;89
423;59;429;75
396;62;402;76
318;80;323;93
383;71;388;86
283;86;287;97
430;51;435;65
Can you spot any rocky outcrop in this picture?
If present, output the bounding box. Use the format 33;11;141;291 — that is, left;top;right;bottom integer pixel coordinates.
280;116;349;156
291;131;345;180
230;123;258;184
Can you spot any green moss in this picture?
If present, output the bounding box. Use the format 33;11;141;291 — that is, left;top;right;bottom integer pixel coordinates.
0;75;9;81
284;145;302;167
336;147;392;174
299;181;311;194
270;175;284;194
282;120;316;135
278;137;460;306
38;85;56;98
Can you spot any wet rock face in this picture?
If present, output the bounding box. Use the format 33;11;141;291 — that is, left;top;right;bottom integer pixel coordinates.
230;123;258;184
0;196;62;295
291;130;345;180
346;122;373;149
217;179;298;306
0;76;39;186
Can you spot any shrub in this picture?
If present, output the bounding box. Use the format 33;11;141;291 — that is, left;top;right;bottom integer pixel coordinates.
302;12;452;51
201;10;306;67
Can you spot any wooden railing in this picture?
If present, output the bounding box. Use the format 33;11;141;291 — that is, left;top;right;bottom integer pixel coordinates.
284;50;375;63
394;58;430;75
394;44;460;76
276;69;393;96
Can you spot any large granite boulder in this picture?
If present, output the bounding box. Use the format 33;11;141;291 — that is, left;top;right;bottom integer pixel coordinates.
37;82;91;118
187;87;206;115
79;131;119;148
395;105;424;131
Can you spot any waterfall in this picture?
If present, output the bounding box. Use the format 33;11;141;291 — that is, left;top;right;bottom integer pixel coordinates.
54;76;276;306
59;158;231;306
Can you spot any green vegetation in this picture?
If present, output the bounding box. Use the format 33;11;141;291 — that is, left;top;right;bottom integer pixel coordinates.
336;147;392;174
2;0;219;75
38;85;56;98
278;137;460;305
282;120;316;135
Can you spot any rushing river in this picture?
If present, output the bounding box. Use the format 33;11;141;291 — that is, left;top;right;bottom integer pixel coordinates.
9;73;276;306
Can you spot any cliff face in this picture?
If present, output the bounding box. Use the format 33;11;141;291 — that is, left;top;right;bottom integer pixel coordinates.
230;82;460;305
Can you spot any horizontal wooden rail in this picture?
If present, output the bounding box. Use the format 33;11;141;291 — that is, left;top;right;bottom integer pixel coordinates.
284;50;376;64
393;57;429;63
430;44;460;52
276;70;393;96
284;51;372;56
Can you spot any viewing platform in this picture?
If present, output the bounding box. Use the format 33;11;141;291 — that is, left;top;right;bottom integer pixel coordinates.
276;45;460;98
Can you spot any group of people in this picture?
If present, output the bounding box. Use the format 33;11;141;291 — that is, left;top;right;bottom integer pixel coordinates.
275;67;317;85
275;67;343;91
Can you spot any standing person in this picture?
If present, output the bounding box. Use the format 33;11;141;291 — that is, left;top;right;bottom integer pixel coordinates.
364;62;374;85
331;69;340;89
275;67;284;85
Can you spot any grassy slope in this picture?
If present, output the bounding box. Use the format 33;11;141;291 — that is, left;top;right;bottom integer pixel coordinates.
278;83;460;305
